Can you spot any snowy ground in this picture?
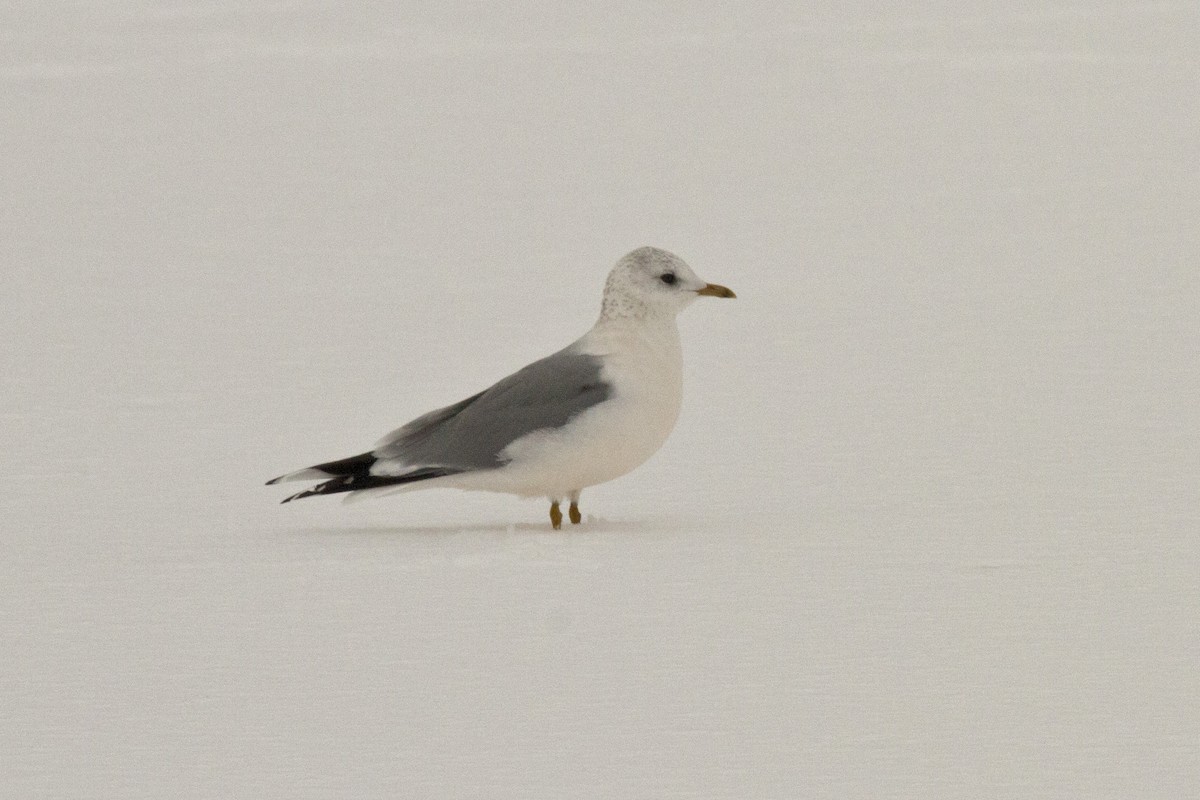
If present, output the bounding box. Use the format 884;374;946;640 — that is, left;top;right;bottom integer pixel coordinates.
3;3;1198;798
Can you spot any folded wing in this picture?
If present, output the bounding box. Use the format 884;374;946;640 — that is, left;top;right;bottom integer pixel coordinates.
372;345;612;473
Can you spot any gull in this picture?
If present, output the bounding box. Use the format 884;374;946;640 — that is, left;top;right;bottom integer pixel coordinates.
266;246;735;528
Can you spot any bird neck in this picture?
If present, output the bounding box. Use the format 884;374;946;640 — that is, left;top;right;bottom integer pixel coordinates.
595;302;677;332
588;312;682;363
599;288;646;322
597;288;681;326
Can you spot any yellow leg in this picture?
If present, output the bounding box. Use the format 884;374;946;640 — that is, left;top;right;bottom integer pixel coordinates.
568;501;582;525
549;501;563;530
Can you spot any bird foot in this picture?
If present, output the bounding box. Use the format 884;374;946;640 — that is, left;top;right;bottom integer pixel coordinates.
550;502;563;530
569;502;582;525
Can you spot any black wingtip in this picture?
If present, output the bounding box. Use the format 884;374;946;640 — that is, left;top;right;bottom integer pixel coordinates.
266;453;376;490
274;467;461;504
277;480;342;504
280;487;318;503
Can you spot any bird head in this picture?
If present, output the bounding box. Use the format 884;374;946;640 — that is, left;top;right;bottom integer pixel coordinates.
600;247;735;321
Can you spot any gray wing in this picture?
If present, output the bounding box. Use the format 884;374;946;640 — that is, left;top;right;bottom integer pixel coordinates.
372;345;612;471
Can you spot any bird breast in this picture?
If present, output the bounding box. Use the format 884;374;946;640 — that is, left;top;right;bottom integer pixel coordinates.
493;321;685;496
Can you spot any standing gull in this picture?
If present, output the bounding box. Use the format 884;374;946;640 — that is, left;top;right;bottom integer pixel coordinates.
266;246;735;528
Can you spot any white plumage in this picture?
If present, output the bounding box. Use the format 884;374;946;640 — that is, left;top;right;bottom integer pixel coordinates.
267;246;735;528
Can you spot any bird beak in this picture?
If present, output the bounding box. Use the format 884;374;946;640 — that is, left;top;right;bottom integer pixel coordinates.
696;283;736;298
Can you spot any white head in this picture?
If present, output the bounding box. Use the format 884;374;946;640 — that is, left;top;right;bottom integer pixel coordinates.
599;246;735;322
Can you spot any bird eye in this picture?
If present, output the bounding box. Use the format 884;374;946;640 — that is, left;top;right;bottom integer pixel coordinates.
660;273;677;285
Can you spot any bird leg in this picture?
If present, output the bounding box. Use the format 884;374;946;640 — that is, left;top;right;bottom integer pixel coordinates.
568;491;582;525
549;501;563;530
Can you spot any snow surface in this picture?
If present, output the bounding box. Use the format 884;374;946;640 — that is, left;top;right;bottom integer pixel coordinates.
3;2;1198;798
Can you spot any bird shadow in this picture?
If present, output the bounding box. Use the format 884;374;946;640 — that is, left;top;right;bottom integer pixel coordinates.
293;515;677;539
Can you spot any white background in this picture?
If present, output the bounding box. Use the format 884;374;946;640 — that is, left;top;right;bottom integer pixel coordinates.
3;2;1198;797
